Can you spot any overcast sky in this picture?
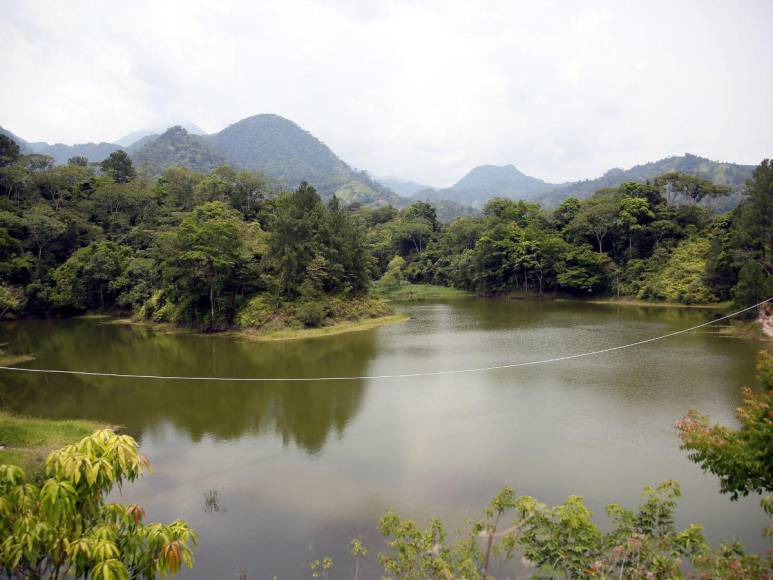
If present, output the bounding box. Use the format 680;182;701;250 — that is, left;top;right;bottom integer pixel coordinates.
2;0;772;187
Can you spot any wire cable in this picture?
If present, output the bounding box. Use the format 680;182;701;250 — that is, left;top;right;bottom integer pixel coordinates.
0;298;769;382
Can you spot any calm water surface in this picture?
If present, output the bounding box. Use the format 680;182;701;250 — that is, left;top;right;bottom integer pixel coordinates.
0;299;767;578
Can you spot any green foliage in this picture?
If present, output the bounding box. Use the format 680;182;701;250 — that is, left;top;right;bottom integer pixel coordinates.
638;237;717;304
676;351;772;500
0;429;196;578
0;135;21;168
51;242;132;311
131;126;227;176
100;151;135;184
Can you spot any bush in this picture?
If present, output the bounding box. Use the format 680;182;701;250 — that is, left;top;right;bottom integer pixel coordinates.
236;294;275;328
297;301;325;327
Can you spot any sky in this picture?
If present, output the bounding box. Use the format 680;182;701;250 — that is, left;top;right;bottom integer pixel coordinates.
2;0;772;187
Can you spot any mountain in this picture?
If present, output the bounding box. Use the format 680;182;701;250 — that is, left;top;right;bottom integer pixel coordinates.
414;164;556;208
131;126;226;175
0;126;33;154
374;176;431;197
28;142;122;164
115;122;206;147
1;126;119;162
209;114;405;207
209;114;352;192
537;153;755;209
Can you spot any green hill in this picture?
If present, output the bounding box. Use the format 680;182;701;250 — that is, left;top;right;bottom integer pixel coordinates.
131;126;226;175
538;153;754;209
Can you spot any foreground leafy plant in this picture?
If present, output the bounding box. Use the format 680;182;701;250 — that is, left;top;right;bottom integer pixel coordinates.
0;429;197;579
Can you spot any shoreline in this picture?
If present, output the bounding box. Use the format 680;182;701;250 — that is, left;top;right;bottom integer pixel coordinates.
586;298;731;310
108;312;410;342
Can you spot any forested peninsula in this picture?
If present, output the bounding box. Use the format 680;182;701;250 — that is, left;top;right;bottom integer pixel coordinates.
0;133;770;338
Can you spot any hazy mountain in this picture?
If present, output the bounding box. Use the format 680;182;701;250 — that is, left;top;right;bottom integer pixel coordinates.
414;164;556;208
131;126;226;175
29;142;122;164
374;176;431;197
537;153;755;209
1;126;120;162
0;126;33;154
209;113;407;207
209;114;350;191
115;121;206;147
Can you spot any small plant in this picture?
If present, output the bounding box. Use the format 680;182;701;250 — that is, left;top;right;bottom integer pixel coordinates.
309;556;333;579
350;538;368;580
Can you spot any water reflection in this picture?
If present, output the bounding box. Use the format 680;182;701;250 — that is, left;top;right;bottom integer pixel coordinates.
0;319;374;453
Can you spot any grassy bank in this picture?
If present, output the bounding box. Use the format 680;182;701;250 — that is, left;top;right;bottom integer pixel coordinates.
375;283;472;301
113;295;409;341
229;312;409;341
0;412;105;474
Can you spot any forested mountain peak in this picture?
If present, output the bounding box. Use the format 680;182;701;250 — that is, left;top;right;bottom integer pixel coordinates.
131;125;226;175
115;121;206;147
209;114;350;191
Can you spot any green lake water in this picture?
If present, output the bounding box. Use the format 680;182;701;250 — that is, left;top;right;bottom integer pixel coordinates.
0;299;767;578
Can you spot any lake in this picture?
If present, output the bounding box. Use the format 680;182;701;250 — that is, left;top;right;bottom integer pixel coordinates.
0;299;767;578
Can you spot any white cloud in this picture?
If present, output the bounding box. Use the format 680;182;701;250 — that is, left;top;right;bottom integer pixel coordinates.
1;0;771;186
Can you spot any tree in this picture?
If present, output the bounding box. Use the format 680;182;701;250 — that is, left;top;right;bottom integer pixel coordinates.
617;196;654;260
0;135;21;168
266;182;325;297
100;151;136;183
566;195;619;253
0;284;23;319
67;156;89;167
379;255;406;289
23;204;66;275
169;201;248;330
556;244;612;294
0;430;197;578
51;241;132;310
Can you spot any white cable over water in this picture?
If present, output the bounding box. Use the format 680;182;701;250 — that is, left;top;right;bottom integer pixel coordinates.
0;298;769;382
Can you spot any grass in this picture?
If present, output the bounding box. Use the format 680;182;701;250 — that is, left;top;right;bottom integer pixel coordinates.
712;319;772;342
0;412;105;474
375;283;472;301
229;313;410;342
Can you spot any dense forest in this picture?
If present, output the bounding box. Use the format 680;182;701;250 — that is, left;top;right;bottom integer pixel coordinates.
0;132;770;334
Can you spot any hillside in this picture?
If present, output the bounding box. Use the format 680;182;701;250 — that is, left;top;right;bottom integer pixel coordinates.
209;114;352;192
0;126;33;154
374;176;431;197
131;126;226;175
409;154;755;212
413;164;556;207
115;121;206;147
537;154;754;209
2;126;120;163
28;141;122;164
209;114;407;208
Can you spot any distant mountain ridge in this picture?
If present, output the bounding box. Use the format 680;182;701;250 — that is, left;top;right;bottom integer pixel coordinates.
409;154;755;211
413;164;555;207
2;118;758;216
537;153;754;208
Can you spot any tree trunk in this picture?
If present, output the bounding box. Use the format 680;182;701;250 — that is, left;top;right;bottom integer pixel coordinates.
209;283;215;332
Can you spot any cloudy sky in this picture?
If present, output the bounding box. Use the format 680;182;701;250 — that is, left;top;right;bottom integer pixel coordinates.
2;0;772;187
